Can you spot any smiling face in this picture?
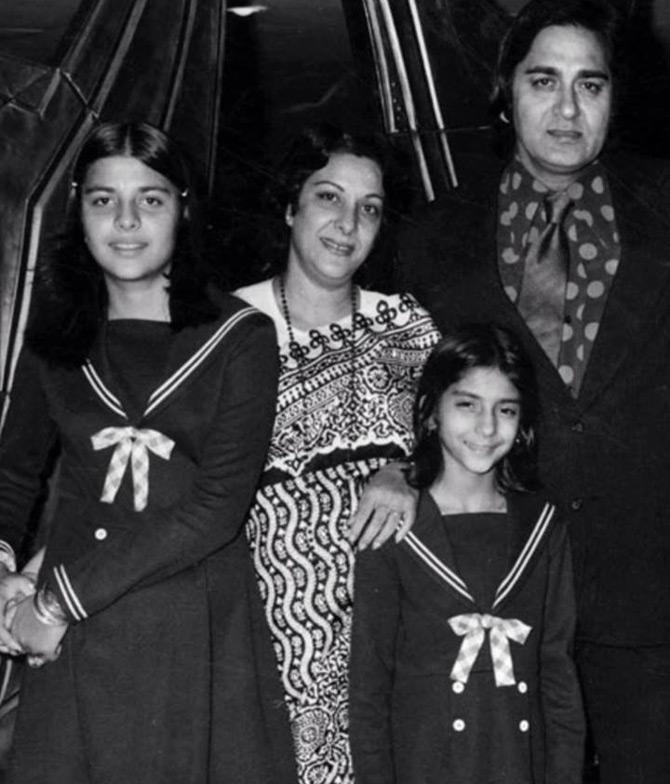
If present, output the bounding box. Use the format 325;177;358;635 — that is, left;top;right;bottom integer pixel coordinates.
81;155;182;296
285;151;384;289
432;366;521;484
512;24;612;190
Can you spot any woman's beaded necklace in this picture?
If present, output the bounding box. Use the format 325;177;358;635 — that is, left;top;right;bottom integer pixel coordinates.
277;275;359;456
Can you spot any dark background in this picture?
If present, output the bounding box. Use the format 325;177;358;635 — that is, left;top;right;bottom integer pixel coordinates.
2;0;670;289
213;0;670;288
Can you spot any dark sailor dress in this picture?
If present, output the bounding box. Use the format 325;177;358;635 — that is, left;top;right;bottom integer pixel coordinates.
0;296;296;784
350;491;584;784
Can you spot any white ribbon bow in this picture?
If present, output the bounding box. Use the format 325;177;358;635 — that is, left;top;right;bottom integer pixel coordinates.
91;426;175;511
448;612;532;688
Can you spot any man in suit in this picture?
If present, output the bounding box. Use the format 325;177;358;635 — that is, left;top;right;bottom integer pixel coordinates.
392;1;670;781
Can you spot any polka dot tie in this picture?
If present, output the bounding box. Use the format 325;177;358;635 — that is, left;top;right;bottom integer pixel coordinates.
498;161;621;395
517;192;573;365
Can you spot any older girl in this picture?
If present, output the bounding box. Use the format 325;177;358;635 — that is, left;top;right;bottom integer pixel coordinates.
0;122;294;784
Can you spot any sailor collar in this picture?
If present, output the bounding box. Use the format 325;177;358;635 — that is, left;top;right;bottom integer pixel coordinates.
402;492;556;614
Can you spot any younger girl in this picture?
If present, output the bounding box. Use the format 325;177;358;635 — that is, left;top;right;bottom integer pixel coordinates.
0;122;294;784
349;324;584;784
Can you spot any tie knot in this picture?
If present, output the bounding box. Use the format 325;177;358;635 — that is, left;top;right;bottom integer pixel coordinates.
544;191;573;225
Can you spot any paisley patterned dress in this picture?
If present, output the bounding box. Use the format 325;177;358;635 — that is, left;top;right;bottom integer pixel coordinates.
236;280;439;784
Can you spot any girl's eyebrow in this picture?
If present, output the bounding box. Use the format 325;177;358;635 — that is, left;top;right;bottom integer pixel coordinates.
451;388;520;404
83;185;173;194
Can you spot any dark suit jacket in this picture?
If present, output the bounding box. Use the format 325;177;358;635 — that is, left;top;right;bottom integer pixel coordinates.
350;492;584;784
394;153;670;645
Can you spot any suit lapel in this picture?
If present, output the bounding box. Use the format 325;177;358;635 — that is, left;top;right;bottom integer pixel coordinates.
576;157;670;407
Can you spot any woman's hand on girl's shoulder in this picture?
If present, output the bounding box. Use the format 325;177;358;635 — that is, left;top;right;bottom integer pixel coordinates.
349;462;418;551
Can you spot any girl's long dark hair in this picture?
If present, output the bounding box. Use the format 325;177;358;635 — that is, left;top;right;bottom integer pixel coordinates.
27;121;219;367
410;323;540;493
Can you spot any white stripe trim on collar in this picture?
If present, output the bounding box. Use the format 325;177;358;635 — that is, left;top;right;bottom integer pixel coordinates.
404;530;475;604
493;502;555;609
82;307;257;420
82;362;126;418
145;307;256;416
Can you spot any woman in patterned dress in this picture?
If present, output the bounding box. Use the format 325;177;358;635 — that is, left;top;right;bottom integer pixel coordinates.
236;125;440;784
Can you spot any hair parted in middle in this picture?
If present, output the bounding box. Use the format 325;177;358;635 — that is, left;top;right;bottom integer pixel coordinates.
27;121;219;367
410;323;540;494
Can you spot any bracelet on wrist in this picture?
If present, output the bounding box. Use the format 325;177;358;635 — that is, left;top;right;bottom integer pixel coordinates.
33;588;68;627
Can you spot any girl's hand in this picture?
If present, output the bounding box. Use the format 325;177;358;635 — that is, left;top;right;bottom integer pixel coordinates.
348;463;418;550
9;595;67;662
0;565;37;656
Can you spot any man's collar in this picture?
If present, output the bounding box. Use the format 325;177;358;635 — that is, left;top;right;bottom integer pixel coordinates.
505;155;603;200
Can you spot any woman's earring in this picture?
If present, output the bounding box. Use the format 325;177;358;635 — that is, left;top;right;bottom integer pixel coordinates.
285;206;294;227
499;110;510;125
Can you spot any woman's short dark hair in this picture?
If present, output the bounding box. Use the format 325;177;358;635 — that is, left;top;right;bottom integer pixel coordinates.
491;0;625;130
27;121;218;367
276;124;396;214
410;323;540;493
